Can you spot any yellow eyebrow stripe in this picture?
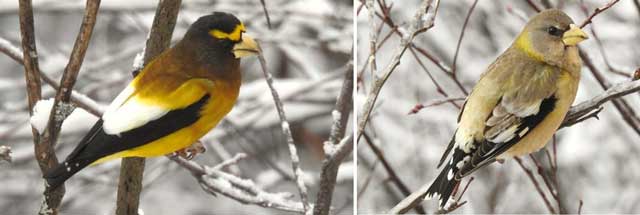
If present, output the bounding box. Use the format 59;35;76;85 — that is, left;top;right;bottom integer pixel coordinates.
209;24;245;41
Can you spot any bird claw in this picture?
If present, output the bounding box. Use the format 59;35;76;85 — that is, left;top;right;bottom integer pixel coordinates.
172;141;207;160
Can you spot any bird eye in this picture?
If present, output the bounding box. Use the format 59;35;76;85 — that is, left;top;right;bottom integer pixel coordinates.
547;26;563;37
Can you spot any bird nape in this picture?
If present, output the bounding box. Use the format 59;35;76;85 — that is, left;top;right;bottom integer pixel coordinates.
423;9;587;208
43;12;259;190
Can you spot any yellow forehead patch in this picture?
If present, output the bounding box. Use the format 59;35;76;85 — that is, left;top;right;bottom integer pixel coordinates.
209;24;245;41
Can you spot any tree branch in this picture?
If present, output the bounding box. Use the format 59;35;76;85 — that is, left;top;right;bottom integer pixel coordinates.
116;1;181;215
357;0;440;142
256;45;311;213
19;0;101;214
313;62;354;215
169;156;306;213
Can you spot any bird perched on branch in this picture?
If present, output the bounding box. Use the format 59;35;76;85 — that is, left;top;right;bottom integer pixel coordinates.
44;12;259;189
424;9;588;208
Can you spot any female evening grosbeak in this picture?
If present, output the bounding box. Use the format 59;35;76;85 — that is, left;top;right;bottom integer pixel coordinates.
44;12;259;189
425;9;588;207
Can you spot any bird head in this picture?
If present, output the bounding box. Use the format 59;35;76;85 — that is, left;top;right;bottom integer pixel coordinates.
514;9;588;65
185;12;259;59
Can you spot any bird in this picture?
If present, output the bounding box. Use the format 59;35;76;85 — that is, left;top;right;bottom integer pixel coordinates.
44;12;259;189
424;9;588;208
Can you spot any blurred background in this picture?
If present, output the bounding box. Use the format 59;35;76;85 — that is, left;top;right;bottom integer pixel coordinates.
357;0;640;213
0;0;352;214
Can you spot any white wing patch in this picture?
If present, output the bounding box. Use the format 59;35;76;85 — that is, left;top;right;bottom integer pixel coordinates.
102;84;169;135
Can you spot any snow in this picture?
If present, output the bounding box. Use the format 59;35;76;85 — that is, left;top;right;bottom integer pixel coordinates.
30;98;54;133
0;37;22;59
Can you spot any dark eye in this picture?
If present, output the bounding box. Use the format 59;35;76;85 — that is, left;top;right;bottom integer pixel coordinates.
547;26;563;37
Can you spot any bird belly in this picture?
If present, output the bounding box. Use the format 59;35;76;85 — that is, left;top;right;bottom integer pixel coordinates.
498;72;578;158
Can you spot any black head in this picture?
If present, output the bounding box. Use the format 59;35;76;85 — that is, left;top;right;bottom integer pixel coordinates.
182;12;258;64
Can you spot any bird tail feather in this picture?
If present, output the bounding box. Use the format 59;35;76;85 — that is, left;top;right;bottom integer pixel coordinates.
44;155;98;189
425;160;459;208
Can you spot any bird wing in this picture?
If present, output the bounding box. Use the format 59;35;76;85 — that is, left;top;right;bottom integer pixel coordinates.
102;77;213;135
456;94;557;178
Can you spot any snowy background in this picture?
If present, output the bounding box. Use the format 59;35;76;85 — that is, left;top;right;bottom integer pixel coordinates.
0;0;352;214
357;0;640;214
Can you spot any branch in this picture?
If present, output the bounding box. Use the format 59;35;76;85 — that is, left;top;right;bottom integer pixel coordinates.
169;156;306;213
514;157;556;214
19;0;100;214
0;37;23;63
259;0;272;29
313;62;354;215
562;80;640;128
579;0;620;28
408;97;465;115
357;0;440;142
116;1;181;214
256;45;311;213
43;0;101;149
363;132;426;214
0;145;11;163
451;0;479;77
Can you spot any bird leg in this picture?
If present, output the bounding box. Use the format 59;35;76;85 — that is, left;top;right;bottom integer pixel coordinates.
172;141;207;160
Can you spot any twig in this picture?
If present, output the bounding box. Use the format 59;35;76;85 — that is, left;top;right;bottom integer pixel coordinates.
578;0;620;28
0;37;104;116
0;145;11;163
0;37;23;63
435;177;474;214
169;156;306;213
362;132;425;214
525;0;542;12
514;157;556;214
578;0;628;77
256;44;310;213
451;0;479;77
212;153;246;171
313;61;354;215
258;0;272;29
357;0;440;142
529;154;565;213
45;0;101;147
578;200;584;214
408;97;465;115
562;80;640;128
19;0;101;214
116;1;181;215
365;0;379;78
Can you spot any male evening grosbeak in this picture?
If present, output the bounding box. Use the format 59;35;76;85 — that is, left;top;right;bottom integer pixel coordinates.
424;9;588;207
44;12;259;189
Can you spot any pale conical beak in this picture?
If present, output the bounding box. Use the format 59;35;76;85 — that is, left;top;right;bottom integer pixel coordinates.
562;24;589;46
233;34;259;58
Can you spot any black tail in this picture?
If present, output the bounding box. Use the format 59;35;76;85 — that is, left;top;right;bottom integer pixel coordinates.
43;155;99;189
43;120;111;190
425;146;473;208
425;161;459;208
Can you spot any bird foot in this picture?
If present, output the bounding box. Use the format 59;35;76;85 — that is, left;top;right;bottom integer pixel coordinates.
496;158;505;164
172;141;207;160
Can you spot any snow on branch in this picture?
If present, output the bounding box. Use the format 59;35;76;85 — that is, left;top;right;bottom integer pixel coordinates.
357;0;440;143
169;156;307;213
313;61;354;215
256;44;311;213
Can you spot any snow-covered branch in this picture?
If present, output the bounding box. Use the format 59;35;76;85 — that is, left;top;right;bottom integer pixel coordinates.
357;0;440;142
256;45;311;213
314;61;354;215
169;156;307;213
